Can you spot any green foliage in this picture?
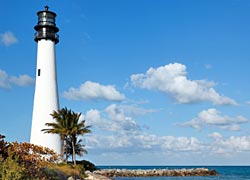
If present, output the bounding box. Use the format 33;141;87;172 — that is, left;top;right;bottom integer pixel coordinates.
0;149;26;180
42;107;91;166
0;139;61;180
47;163;86;180
0;134;95;180
9;142;60;179
76;160;98;172
65;138;88;162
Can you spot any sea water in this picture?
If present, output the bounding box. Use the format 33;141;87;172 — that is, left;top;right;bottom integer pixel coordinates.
97;166;250;180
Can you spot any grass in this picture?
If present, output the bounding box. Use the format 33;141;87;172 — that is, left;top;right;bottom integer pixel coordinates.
46;163;87;179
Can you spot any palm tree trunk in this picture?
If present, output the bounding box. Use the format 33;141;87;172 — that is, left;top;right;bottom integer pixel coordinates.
66;152;69;163
61;136;65;162
72;138;76;166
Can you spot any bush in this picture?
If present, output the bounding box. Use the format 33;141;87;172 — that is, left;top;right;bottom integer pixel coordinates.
8;142;60;179
0;134;8;160
0;135;94;179
47;163;86;180
0;149;26;180
76;160;98;172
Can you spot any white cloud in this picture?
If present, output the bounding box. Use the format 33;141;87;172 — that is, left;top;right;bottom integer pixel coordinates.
84;104;204;153
63;81;125;101
86;133;250;165
116;104;159;117
85;109;102;125
87;130;250;158
0;31;18;46
180;108;249;131
83;104;250;164
160;136;204;152
105;104;142;133
84;108;113;131
84;104;157;137
85;104;142;134
86;134;204;153
223;136;250;152
208;132;223;139
0;69;34;89
0;70;10;89
130;63;237;105
209;134;250;154
10;75;34;86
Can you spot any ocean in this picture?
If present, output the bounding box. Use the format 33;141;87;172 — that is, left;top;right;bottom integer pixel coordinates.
97;166;250;180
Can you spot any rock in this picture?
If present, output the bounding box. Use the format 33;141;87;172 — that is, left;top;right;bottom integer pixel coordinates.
94;168;218;177
85;171;112;180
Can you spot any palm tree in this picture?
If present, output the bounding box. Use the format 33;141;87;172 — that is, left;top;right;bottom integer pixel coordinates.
65;138;88;163
42;108;69;160
67;111;91;166
42;107;91;166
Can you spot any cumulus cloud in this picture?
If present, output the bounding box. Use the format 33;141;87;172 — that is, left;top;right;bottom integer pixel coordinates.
87;129;250;156
219;136;250;152
116;104;159;117
180;108;249;131
9;75;34;87
0;70;10;89
0;69;34;89
63;81;125;101
208;133;250;154
160;136;204;152
105;104;142;133
86;133;250;164
84;104;204;153
84;108;113;131
86;134;204;153
83;104;250;164
130;63;237;105
85;104;142;133
0;31;18;46
208;132;223;139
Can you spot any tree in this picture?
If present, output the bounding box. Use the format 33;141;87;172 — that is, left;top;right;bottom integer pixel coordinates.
65;138;88;163
66;111;91;166
42;108;71;159
42;107;91;166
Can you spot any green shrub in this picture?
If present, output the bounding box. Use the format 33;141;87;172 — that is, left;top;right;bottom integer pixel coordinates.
47;163;86;179
76;160;98;172
0;150;26;180
0;135;94;180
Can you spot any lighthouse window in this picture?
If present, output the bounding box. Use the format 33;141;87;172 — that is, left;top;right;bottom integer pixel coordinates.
38;69;41;76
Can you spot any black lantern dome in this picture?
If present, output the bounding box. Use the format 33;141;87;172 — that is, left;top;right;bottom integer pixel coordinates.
34;6;59;44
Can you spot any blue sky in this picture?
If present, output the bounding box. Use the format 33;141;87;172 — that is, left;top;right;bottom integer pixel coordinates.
1;0;250;165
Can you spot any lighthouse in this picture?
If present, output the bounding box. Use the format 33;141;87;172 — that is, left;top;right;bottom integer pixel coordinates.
30;6;61;154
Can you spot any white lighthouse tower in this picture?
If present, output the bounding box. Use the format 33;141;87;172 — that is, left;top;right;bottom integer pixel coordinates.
30;6;61;154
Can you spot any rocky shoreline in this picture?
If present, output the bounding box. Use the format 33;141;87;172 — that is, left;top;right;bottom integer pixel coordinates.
90;168;218;178
85;171;113;180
